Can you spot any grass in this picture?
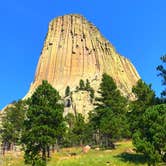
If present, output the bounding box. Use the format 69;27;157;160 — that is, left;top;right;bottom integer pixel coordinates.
1;140;148;166
0;151;25;166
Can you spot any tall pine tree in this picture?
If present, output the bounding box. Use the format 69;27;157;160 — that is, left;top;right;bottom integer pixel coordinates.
157;54;166;97
128;79;155;134
89;73;128;148
21;80;65;166
133;104;166;165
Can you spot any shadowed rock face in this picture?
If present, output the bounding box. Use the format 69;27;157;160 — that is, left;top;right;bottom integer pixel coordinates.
25;14;140;101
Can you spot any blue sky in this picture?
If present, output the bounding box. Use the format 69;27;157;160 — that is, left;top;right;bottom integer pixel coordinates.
0;0;166;109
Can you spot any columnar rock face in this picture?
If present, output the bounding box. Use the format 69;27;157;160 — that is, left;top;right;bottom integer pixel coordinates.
25;14;140;115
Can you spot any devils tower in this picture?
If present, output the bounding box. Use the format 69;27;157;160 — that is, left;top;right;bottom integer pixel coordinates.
25;14;140;115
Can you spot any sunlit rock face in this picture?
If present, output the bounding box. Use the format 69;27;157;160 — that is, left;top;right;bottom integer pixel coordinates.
25;14;140;115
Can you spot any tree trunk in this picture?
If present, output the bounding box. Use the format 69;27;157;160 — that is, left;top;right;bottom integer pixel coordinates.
52;145;55;153
105;135;108;148
42;147;46;161
7;142;11;151
2;143;5;155
95;130;100;146
80;139;83;146
11;143;14;151
107;135;115;149
47;146;50;158
55;140;59;152
109;141;115;149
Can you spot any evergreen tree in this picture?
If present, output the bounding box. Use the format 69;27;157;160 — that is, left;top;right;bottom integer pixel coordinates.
21;80;65;166
89;73;128;148
157;54;166;97
63;113;76;147
133;104;166;165
85;79;95;100
89;88;95;100
65;86;70;97
1;100;26;151
79;79;85;90
76;79;95;101
76;86;79;91
63;113;89;147
72;113;86;146
128;79;155;134
64;113;75;129
85;79;91;90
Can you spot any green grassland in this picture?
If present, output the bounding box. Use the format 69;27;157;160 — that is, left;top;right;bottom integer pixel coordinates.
0;140;149;166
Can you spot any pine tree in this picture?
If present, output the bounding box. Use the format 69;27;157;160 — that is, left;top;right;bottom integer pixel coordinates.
64;113;91;147
157;54;166;97
128;79;155;134
85;79;91;90
89;73;128;148
21;80;65;166
65;86;70;97
63;113;76;147
89;88;95;100
1;100;26;152
72;113;86;146
79;79;85;90
133;104;166;165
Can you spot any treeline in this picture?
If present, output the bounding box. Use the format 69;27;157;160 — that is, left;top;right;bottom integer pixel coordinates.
0;56;166;166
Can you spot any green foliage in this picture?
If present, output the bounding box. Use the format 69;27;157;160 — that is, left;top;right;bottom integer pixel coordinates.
75;86;79;91
85;79;95;100
97;74;127;111
63;113;88;146
63;113;76;147
157;54;166;97
65;86;70;97
89;73;129;148
1;100;26;148
72;113;87;145
78;79;95;100
89;88;95;99
132;79;155;107
133;104;166;165
29;80;61;108
79;79;85;90
128;75;166;165
64;113;75;129
21;80;65;166
128;79;155;133
85;79;91;90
